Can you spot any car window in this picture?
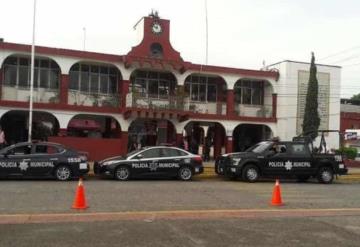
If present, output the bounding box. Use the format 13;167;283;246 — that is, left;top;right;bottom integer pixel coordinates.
139;148;161;159
161;148;182;157
10;144;32;155
34;144;63;154
290;143;307;155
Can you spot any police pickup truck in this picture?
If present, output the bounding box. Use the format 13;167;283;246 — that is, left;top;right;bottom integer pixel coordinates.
216;140;348;184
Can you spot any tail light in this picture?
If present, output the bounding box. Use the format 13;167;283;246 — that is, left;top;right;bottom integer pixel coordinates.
193;156;203;163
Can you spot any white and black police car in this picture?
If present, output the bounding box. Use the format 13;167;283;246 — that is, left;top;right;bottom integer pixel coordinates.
94;146;204;181
0;142;89;181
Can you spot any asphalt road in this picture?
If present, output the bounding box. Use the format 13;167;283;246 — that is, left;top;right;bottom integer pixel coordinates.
1;177;360;246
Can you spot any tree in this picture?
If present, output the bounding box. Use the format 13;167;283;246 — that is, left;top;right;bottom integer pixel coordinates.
302;52;320;140
350;93;360;101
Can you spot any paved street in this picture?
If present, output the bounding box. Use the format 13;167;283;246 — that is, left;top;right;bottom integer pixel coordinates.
1;176;360;246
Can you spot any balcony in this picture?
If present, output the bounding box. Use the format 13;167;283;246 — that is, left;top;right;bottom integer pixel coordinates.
68;90;120;107
2;85;59;103
235;104;273;118
125;93;227;115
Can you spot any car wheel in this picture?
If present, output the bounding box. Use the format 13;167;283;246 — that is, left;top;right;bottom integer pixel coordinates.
114;166;131;181
317;167;334;184
55;165;72;181
296;175;310;183
178;167;193;181
242;165;259;182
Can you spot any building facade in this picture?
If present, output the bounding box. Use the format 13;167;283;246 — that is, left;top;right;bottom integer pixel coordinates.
0;14;341;161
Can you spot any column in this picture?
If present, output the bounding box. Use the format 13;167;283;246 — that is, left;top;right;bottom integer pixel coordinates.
225;136;233;153
213;124;223;159
0;68;3;100
226;89;235;116
60;74;69;105
272;93;277;118
121;80;130;108
176;133;183;148
121;131;129;154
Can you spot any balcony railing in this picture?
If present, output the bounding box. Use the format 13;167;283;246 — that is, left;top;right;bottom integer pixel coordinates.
2;85;59;103
234;104;273;118
126;93;227;115
68;90;120;107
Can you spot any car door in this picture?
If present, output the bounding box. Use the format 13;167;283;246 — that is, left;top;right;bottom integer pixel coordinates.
287;143;313;175
263;143;289;176
2;144;32;176
130;148;162;177
28;144;58;176
158;148;182;176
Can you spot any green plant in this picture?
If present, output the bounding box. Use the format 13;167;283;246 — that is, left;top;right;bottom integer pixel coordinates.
336;146;357;160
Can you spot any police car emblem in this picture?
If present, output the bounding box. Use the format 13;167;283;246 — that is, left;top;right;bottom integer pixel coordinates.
285;160;292;170
19;160;29;171
149;162;158;171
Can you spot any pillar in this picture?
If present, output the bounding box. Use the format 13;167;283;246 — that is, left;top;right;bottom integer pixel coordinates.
0;68;3;100
272;93;277;118
176;133;183;148
58;128;67;137
226;89;235;116
121;80;130;108
225;136;233;153
121;131;129;154
60;74;69;105
213;124;223;159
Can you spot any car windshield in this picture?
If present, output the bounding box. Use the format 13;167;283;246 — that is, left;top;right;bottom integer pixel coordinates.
246;141;272;153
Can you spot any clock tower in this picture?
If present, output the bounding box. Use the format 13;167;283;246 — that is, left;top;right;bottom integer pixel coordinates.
125;11;185;69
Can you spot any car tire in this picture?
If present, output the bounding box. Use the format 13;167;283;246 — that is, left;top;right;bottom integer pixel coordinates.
178;167;193;181
55;165;72;181
296;175;310;183
114;166;131;181
242;164;259;183
317;167;334;184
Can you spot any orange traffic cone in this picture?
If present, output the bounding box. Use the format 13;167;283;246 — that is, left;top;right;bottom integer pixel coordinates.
270;179;283;206
72;178;88;210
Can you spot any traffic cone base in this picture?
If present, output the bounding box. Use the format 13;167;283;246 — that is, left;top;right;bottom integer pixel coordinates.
72;178;88;210
270;179;284;206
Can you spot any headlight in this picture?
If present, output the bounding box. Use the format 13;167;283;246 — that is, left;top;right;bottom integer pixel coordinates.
102;160;119;166
232;158;241;166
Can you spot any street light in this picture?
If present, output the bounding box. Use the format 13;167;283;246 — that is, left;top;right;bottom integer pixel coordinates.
28;0;37;142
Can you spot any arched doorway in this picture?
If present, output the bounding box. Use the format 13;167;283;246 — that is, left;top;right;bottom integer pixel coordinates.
67;114;121;139
233;124;273;152
184;121;225;160
128;119;176;152
0;110;59;144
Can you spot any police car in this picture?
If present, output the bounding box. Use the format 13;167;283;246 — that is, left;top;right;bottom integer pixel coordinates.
216;140;348;184
94;146;203;181
0;142;89;181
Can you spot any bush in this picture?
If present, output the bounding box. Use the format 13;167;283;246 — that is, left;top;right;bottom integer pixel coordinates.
336;147;358;160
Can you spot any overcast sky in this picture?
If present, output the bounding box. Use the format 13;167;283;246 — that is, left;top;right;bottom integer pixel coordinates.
1;0;360;98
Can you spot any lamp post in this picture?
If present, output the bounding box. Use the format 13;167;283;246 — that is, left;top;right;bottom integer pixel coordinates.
28;0;37;142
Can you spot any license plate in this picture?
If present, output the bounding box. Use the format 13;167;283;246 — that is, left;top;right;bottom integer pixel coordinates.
195;167;199;172
79;163;88;169
339;164;344;169
231;168;236;173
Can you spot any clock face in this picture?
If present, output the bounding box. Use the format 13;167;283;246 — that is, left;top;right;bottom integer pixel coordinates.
151;22;162;34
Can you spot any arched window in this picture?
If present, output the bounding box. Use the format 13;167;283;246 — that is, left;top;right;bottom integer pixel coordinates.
185;75;223;102
69;63;120;95
130;70;176;99
234;80;263;105
3;56;60;89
